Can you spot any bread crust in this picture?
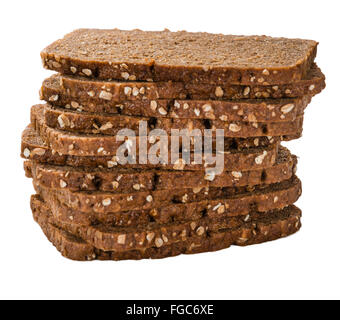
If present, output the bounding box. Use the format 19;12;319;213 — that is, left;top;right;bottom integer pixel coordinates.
31;194;302;261
41;29;317;85
40;67;324;112
25;147;296;193
21;125;279;171
36;176;301;227
30;104;302;156
43;104;306;137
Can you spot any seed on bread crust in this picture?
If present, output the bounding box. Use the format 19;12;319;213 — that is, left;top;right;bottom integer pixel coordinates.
155;238;164;248
243;87;250;96
132;87;139;96
281;104;295;114
102;198;111;206
232;171;242;179
202;104;212;112
146;232;155;242
204;171;215;181
196;226;205;236
173;158;186;170
217;205;225;214
99;91;113;101
48;95;59;102
82;69;92;76
229;123;241;132
99;122;113;131
255;151;268;165
112;181;119;189
150;100;157;111
124;87;132;96
158;107;167;115
215;86;224;97
23;148;31;158
60;180;67;188
117;234;126;244
121;72;130;80
52;61;61;68
31;148;46;156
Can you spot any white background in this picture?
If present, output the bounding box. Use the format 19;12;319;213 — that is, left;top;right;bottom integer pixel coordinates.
0;0;339;300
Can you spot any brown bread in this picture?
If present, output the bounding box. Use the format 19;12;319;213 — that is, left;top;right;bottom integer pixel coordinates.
36;176;301;227
21;125;279;171
41;29;317;84
32;104;290;156
25;146;296;193
33;174;299;214
42;87;311;122
42;104;305;137
31;195;302;261
41;65;325;108
36;199;302;252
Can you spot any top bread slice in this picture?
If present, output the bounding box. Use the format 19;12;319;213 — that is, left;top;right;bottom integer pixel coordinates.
41;29;318;84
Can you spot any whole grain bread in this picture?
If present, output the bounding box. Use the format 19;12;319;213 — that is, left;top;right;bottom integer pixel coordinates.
41;29;317;84
31;194;302;261
33;174;299;214
25;147;296;193
36;176;301;227
21;125;279;171
31;104;300;156
33;194;301;252
42;79;311;122
41;64;325;106
31;105;290;156
43;104;305;137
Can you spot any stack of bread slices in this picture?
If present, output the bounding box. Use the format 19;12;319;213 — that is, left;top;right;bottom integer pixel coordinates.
21;29;325;261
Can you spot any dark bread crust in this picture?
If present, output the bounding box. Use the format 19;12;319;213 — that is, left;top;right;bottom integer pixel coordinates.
41;29;317;84
33;175;300;215
42;78;311;122
35;196;302;252
41;65;325;109
31;104;302;157
36;176;301;227
21;125;279;171
31;194;302;261
43;104;305;137
32;104;293;156
43;92;311;125
25;147;296;193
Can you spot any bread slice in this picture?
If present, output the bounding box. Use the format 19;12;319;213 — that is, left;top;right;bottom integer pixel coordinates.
21;125;279;171
41;29;317;84
36;176;301;227
42;76;312;121
25;147;296;193
43;104;305;137
31;194;302;260
41;65;325;108
33;172;300;214
31;105;301;156
32;193;301;252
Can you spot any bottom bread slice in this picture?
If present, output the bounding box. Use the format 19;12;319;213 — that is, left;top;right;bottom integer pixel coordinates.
31;195;302;261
